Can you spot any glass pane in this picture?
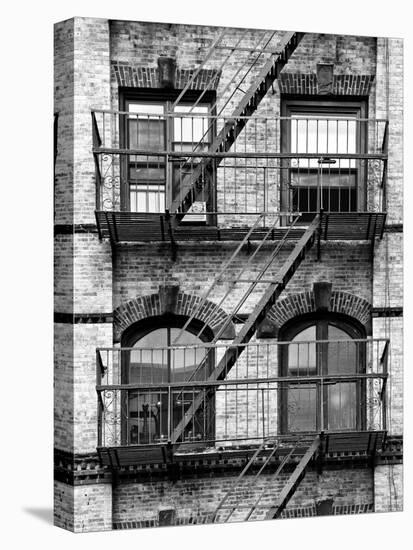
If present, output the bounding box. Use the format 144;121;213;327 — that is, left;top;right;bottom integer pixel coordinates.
129;184;165;213
327;383;357;430
130;328;208;383
327;325;357;374
128;119;165;150
288;325;316;374
130;328;168;384
128;325;211;443
174;105;209;147
291;114;357;169
291;182;357;213
128;166;165;182
169;328;207;382
128;104;164;115
288;385;317;432
290;172;356;188
128;390;168;444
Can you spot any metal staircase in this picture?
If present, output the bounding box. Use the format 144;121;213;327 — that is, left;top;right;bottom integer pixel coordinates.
212;435;320;523
170;31;304;216
171;215;320;443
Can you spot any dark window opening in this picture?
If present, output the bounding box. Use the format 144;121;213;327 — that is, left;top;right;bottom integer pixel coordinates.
121;315;215;445
120;89;216;218
281;99;367;220
279;314;366;433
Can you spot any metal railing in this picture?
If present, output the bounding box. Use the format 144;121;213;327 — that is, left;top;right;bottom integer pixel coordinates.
92;110;388;216
96;337;389;448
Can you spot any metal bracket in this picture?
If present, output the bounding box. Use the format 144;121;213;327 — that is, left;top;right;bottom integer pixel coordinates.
165;210;178;261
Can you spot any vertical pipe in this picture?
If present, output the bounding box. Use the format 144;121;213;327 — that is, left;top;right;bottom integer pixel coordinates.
261;387;265;440
167;385;171;442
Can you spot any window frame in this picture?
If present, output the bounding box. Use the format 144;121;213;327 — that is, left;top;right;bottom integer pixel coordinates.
120;314;216;445
280;97;368;218
278;312;366;434
119;89;216;216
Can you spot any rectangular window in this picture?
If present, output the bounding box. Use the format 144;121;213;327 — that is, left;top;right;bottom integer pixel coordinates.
121;92;214;217
281;100;367;219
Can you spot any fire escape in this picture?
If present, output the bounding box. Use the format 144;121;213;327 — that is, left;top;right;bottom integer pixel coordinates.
92;30;389;520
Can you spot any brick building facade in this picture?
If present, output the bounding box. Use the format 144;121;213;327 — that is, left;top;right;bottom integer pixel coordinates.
54;18;403;532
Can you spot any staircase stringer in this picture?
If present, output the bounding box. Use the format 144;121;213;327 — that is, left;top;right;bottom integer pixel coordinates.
216;441;282;523
170;31;305;215
212;441;268;523
170;216;319;443
265;435;321;520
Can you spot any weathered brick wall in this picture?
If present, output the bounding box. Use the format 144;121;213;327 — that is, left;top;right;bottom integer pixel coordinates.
54;235;73;313
382;39;403;224
54;480;74;531
105;25;384;222
54;481;113;532
371;38;403;438
73;17;111;225
113;468;373;524
73;324;113;453
54;18;114;459
374;464;403;512
73;234;112;312
54;19;74;225
114;242;372;313
54;324;74;451
284;34;376;75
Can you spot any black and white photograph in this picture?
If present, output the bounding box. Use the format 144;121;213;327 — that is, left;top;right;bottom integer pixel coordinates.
2;2;410;547
52;15;403;533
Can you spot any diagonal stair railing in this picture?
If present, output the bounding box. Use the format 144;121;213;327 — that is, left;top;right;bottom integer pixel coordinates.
170;215;320;443
212;435;319;523
170;31;304;216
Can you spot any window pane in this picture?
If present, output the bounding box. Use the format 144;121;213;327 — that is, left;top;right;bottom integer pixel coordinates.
169;328;207;382
130;184;165;213
128;390;167;444
128;166;165;182
128;104;164;115
130;328;168;384
287;385;317;432
174;105;209;146
128;325;212;443
327;383;357;430
288;325;316;374
128;119;165;150
291;179;357;213
130;328;208;383
327;325;357;374
291;114;357;169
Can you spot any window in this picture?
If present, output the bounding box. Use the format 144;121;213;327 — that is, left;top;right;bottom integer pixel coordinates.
281;99;367;219
120;90;214;215
279;315;365;433
121;316;215;444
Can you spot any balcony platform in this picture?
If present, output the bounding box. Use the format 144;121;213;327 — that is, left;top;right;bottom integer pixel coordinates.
95;211;386;245
97;430;386;470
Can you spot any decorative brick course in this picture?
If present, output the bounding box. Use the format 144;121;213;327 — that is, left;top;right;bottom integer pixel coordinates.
112;468;374;526
279;73;375;95
113;287;233;341
268;290;371;329
111;62;221;90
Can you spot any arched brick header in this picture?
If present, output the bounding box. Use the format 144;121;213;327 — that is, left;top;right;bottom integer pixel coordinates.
278;73;375;95
113;287;234;341
267;291;371;330
111;62;221;90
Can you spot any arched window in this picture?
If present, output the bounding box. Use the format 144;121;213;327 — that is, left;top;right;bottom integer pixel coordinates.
121;315;215;445
279;314;365;433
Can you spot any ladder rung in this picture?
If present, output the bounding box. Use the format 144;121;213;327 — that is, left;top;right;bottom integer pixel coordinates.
225;278;283;284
